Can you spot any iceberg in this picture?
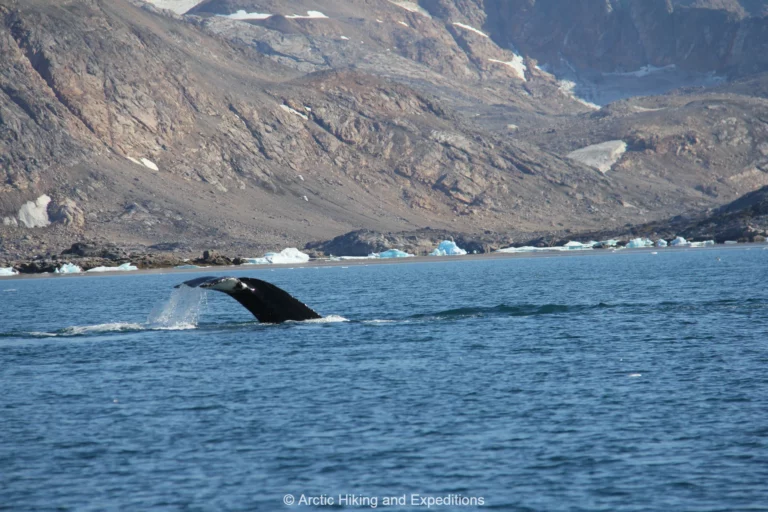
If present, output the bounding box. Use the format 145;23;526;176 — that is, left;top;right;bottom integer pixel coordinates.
86;262;139;273
0;267;18;277
689;240;716;248
626;238;654;249
376;249;414;258
243;248;310;265
670;236;689;246
656;239;668;247
174;264;204;269
496;241;594;253
430;240;468;256
564;241;596;250
55;263;83;274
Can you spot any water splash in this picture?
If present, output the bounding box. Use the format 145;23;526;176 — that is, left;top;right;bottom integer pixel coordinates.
146;285;207;330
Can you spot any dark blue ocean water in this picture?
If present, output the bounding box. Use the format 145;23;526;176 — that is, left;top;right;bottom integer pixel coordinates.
2;248;768;511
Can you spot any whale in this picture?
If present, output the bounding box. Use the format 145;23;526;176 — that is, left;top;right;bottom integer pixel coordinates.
177;276;321;323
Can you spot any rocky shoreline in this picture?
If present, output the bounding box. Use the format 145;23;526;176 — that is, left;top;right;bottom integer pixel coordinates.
3;211;766;276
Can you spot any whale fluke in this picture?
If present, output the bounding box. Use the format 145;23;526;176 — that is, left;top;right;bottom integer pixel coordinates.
177;276;321;323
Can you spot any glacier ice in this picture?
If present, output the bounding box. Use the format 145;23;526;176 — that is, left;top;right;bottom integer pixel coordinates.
496;241;595;253
689;240;715;248
626;238;654;249
243;248;310;265
670;236;689;246
430;240;468;256
86;262;139;273
0;267;18;277
656;239;668;247
55;263;83;274
376;249;414;258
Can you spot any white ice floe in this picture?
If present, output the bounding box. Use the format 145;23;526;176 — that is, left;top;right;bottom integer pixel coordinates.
670;236;689;247
140;158;159;171
55;263;83;274
0;267;18;276
496;241;595;254
340;36;349;40
286;11;328;19
452;22;488;38
689;240;716;248
18;195;51;228
567;140;627;174
144;0;203;14
488;56;527;81
430;240;467;256
174;264;204;269
243;248;310;265
626;238;654;249
388;0;431;17
222;10;272;20
376;19;383;23
375;249;414;258
280;104;308;120
86;262;139;273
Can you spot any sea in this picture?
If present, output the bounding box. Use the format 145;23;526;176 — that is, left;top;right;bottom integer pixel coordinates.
1;248;767;511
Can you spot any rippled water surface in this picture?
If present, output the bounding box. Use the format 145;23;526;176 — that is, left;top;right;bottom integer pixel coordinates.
2;249;768;511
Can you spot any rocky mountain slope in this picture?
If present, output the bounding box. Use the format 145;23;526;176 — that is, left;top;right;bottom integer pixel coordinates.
2;0;768;259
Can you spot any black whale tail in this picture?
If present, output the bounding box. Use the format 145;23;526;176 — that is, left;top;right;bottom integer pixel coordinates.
177;276;321;323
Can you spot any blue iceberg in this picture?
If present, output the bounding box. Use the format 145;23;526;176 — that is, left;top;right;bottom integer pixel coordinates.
375;249;414;258
430;240;467;256
55;263;83;274
626;238;654;249
0;267;17;277
670;236;688;246
656;239;668;247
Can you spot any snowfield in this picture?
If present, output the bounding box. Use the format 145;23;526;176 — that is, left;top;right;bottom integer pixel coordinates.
567;141;627;174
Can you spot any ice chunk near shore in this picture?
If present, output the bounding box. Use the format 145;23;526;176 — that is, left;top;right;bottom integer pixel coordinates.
564;241;595;250
689;240;716;248
55;263;83;274
656;239;668;247
244;248;310;265
0;267;18;276
86;262;138;273
626;238;653;249
671;236;689;246
376;249;414;258
430;240;467;256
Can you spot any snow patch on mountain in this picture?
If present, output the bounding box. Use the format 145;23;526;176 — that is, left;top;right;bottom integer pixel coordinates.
488;56;527;81
567;141;627;174
144;0;203;15
388;1;431;18
452;22;488;38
